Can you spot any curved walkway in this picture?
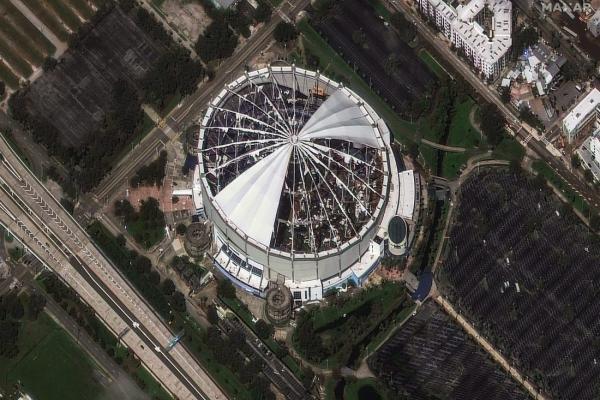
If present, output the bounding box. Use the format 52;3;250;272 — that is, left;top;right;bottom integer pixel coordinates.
420;138;466;153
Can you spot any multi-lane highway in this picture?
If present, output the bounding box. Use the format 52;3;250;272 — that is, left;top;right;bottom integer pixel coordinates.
91;0;311;207
0;136;225;400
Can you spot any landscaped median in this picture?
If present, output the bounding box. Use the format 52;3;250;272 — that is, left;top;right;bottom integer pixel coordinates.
532;159;592;216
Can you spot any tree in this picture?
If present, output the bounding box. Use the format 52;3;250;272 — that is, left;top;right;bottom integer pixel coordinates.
479;103;506;146
255;319;274;340
512;26;538;60
499;86;511;103
571;154;581;169
584;168;594;182
196;16;238;62
176;223;187;236
207;305;219;324
25;293;46;320
254;0;272;23
273;22;298;44
217;279;236;299
390;12;416;43
0;321;20;358
171;291;187;312
0;81;5;98
116;234;127;247
162;279;176;296
42;57;57;72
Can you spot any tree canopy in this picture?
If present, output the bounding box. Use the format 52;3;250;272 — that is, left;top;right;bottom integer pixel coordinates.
195;16;238;62
274;22;298;44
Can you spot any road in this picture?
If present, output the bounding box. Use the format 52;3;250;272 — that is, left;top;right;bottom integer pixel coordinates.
388;0;600;210
0;136;225;400
90;0;311;207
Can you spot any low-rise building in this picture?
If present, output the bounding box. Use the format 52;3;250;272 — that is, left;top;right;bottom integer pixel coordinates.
588;9;600;37
561;88;600;142
417;0;512;79
576;128;600;181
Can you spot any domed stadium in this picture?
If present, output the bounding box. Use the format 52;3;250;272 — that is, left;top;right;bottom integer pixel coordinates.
198;66;415;301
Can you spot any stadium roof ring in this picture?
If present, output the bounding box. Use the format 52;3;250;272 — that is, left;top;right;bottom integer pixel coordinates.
198;66;394;282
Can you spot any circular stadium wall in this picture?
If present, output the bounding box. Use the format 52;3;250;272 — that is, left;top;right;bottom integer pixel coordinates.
199;66;394;283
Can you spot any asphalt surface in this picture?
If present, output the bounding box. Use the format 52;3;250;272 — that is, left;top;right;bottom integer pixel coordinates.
0;139;222;400
388;0;600;210
91;0;312;206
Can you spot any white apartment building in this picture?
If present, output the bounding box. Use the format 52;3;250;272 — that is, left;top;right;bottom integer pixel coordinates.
417;0;512;79
576;128;600;182
562;88;600;142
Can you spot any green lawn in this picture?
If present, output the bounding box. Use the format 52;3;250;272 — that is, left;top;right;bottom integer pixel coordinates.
532;160;591;215
135;366;173;400
297;20;419;146
418;48;449;80
64;0;95;19
0;60;20;89
19;0;70;41
0;313;106;400
0;39;32;77
492;135;525;162
45;0;83;32
1;1;56;55
447;99;482;149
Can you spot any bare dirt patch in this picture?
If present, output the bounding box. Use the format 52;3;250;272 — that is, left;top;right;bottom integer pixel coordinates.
162;0;211;42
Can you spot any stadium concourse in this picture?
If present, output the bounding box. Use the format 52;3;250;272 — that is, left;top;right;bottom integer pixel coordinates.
191;66;417;304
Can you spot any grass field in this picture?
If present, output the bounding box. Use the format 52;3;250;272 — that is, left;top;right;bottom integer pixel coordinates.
344;378;389;400
0;39;33;77
65;0;95;20
532;160;592;215
0;313;106;400
418;48;449;80
492;135;525;162
1;1;56;54
44;0;83;32
0;60;20;89
20;0;70;41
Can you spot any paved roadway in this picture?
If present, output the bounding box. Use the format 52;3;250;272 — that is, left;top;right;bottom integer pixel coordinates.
0;137;225;400
218;303;309;400
388;0;600;210
91;0;311;206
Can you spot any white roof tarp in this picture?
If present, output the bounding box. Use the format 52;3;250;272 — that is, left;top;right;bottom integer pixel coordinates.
299;89;380;148
398;170;415;220
214;144;292;246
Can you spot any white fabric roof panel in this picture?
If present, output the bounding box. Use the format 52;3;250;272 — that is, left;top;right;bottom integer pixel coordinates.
214;144;292;246
299;89;380;148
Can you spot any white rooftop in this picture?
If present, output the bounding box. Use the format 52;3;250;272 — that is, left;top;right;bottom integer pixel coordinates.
562;88;600;134
431;0;512;65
